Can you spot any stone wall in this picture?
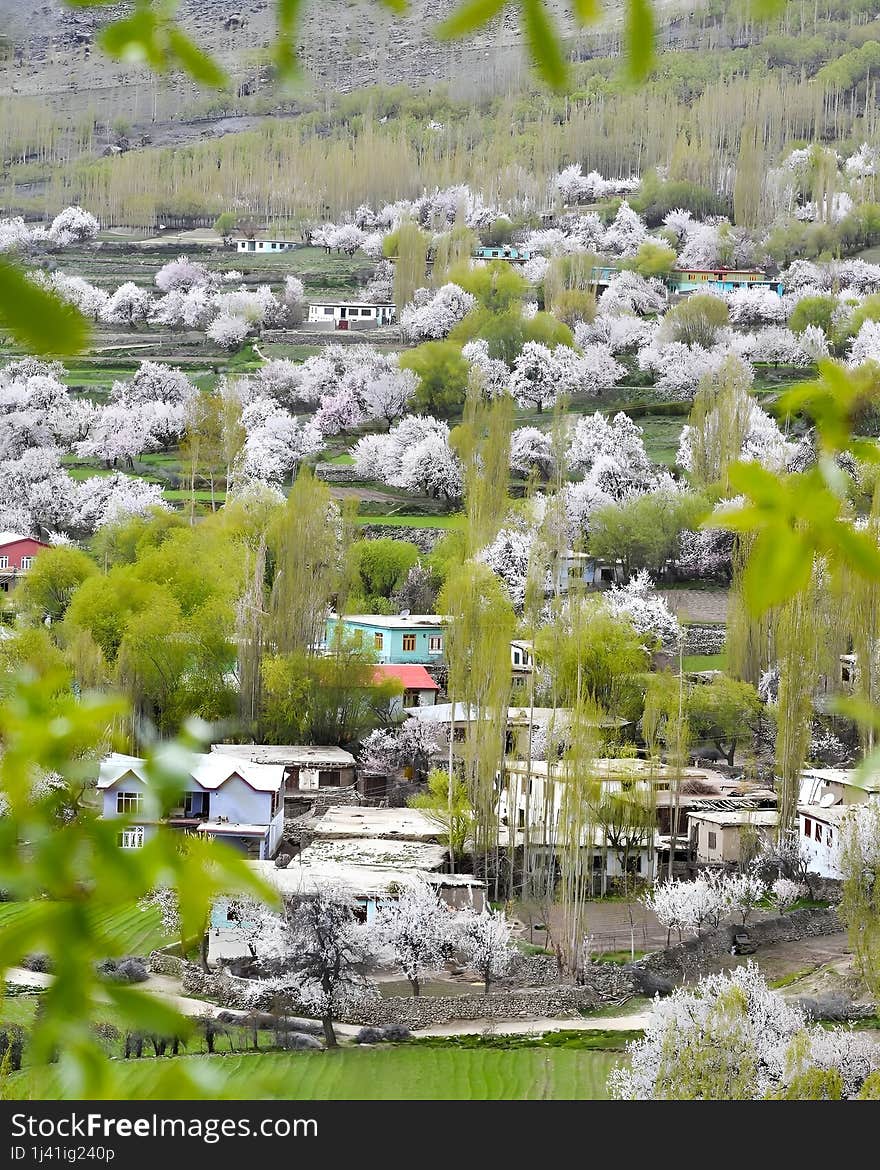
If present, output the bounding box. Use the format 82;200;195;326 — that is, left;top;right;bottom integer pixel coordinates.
148;950;186;977
314;464;365;485
683;623;727;656
633;907;843;982
356;524;445;552
340;981;630;1028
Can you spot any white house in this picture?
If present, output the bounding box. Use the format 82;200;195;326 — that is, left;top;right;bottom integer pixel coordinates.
235;238;297;253
210;743;357;794
796;766;880;878
98;751;286;860
306;301;395;329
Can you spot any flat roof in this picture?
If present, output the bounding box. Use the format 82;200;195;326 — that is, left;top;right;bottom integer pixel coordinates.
331;613;449;629
211;743;356;767
298;838;448;871
313;805;440;842
687;810;779;827
247;859;482;901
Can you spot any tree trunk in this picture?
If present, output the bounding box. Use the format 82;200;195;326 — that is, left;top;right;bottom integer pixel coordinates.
199;928;210;972
410;976;420;997
322;1015;338;1048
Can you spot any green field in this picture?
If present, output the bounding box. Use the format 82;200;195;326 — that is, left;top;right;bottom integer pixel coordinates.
6;1045;621;1100
682;652;728;672
0;903;169;957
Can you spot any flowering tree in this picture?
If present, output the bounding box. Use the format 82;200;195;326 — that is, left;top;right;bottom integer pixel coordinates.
610;964;879;1099
567;411;654;494
373;880;451;995
476;526;535;609
45;272;110;321
509;426;555;480
358;720;441;777
207;312;251;350
722;872;766;926
601;200;647;257
152;285;214;331
461;338;510;397
111;361;196;407
770;877;807;913
455;908;516;992
607;570;681;646
599;271;667;316
0;215;33;253
102;282;153;327
400;283;475;341
154;255;210;293
279;885;378;1046
643;879;697;944
46;206;100;247
240;398;323;484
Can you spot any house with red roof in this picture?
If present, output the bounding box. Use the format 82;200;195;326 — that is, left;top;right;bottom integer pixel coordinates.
0;532;49;594
374;663;440;714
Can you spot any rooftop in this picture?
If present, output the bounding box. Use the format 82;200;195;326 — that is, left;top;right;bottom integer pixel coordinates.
0;532;42;547
687;810;780;827
373;664;439;690
331;613;449;629
98;751;284;793
247;859;482;901
211;743;356;768
313;805;440;842
297;837;448;871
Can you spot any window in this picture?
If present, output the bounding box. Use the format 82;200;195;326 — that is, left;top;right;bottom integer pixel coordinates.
183;791;207;817
20;557;32;570
513;650;521;665
804;817;812;838
374;632;384;651
707;831;717;851
815;823;823;844
323;306;334;316
0;557;7;569
403;691;418;708
402;634;416;652
428;635;443;654
116;791;143;814
827;827;833;849
118;826;144;849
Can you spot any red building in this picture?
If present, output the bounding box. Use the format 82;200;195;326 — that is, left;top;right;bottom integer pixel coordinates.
0;532;49;593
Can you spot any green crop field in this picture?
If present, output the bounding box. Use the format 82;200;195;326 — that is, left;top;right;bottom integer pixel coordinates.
5;1045;621;1101
0;903;169;957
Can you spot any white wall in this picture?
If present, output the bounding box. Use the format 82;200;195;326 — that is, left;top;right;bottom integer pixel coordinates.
210;775;274;826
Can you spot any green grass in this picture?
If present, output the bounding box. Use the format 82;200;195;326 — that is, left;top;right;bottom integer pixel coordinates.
0;903;169;956
592;950;648;964
354;513;465;529
682;652;728;672
769;968;817;990
6;1045;622;1100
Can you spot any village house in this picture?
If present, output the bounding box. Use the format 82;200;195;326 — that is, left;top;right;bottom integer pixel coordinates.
0;532;49;594
687;809;779;866
209;804;484;958
210;742;357;795
235;238;297;253
306;301;396;329
472;245;532;265
796;766;880;878
326;613;448;665
98;751;286;859
373;663;439;713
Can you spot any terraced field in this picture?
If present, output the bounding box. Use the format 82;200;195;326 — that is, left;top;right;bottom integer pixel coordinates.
0;903;169;957
6;1045;622;1101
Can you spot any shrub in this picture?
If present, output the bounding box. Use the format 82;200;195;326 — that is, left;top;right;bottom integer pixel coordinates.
381;1023;412;1042
97;956;149;983
21;953;53;974
355;1026;386;1044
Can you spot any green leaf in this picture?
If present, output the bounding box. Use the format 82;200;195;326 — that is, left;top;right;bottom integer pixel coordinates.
742;529;813;614
0;259;90;355
99;11;166;70
102;982;192;1038
436;0;508;40
167;28;227;88
523;0;568;90
831;523;880;582
624;0;654;82
571;0;600;23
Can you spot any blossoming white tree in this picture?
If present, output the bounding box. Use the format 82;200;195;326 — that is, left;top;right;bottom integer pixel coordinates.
455;908;516;992
607;570;681;647
399;283;475;341
373;879;452;995
610;963;879;1099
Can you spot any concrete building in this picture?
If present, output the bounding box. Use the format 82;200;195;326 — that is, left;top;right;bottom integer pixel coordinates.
211;743;357;794
0;532;49;594
98;751;285;859
327;613;448;664
235;238;297;253
373;663;440;713
796;766;880;878
687;809;779;866
306;301;395;329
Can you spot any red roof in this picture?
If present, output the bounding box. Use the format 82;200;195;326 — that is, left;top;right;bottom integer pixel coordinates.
373;664;439;691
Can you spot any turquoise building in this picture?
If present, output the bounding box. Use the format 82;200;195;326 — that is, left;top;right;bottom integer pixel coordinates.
326;614;449;664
